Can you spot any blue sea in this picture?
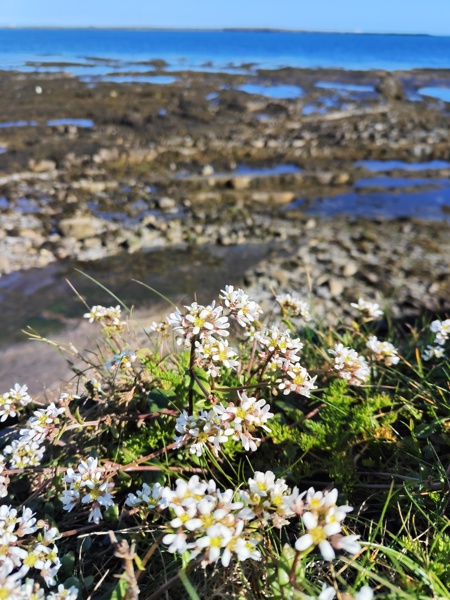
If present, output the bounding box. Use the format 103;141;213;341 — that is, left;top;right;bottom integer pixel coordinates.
1;28;450;73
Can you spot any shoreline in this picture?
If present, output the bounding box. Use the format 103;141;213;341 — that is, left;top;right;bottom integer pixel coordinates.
0;27;438;37
0;65;449;392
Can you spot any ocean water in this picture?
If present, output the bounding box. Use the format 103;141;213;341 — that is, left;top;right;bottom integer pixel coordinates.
1;29;450;72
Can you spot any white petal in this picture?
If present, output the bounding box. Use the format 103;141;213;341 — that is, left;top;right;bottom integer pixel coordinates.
295;533;313;552
319;540;336;561
302;511;318;530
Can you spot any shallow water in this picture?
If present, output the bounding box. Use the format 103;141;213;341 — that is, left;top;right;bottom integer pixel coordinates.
304;187;450;220
0;243;271;347
315;81;375;93
356;159;450;171
80;74;177;84
237;83;304;99
354;177;444;189
234;164;301;176
47;118;94;128
0;120;37;128
419;87;450;102
4;29;450;71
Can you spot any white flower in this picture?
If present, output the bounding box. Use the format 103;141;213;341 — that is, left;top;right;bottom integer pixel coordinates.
328;343;370;386
355;585;374;600
278;363;318;396
47;584;79;600
162;532;188;553
195;338;240;378
106;350;136;372
295;512;341;561
430;319;450;346
16;508;37;537
276;293;311;321
350;298;383;320
422;344;446;361
168;301;229;346
195;523;233;564
61;457;115;523
7;384;32;407
318;584;337;600
125;482;168;510
366;336;399;366
0;384;32;422
247;471;276;497
214;392;273;452
174;409;230;456
83;305;125;330
330;533;361;555
3;439;45;469
219;286;263;328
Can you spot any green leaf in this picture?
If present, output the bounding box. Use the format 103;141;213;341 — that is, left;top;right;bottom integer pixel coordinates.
109;578;130;600
134;554;145;571
147;389;177;412
59;552;75;580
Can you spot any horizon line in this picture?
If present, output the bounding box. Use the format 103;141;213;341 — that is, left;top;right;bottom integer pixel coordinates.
0;25;443;37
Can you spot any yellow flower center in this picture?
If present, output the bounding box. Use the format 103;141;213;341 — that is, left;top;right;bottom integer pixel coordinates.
210;536;222;548
236;408;247;420
310;526;327;545
24;553;38;567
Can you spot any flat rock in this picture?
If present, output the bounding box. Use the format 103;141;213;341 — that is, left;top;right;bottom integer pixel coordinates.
59;216;106;240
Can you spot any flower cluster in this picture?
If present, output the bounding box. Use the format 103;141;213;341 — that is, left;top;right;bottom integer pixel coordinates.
60;457;115;523
256;326;304;367
0;384;32;422
127;475;256;567
276;293;311;321
106;349;137;372
167;301;229;346
126;473;361;569
219;285;263;328
148;320;170;336
328;343;370;386
421;319;449;361
174;410;229;456
422;344;446;361
0;505;61;587
3;439;45;470
3;403;65;470
0;571;78;600
277;363;318;397
194;338;240;378
83;304;126;330
366;336;400;366
125;482;168;511
214;392;273;452
175;392;274;455
350;298;383;320
295;488;361;561
254;326;316;396
242;470;298;528
430;318;450;345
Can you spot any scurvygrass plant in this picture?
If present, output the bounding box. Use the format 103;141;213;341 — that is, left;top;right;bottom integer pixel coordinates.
0;283;449;599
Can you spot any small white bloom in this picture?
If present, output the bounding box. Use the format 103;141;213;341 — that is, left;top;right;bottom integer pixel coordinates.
350;298;383;320
329;343;370;386
276;293;311;321
366;336;399;366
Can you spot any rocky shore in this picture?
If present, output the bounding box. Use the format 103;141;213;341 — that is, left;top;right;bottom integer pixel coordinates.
0;64;449;392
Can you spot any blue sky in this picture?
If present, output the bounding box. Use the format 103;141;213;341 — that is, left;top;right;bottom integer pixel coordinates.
3;0;450;35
